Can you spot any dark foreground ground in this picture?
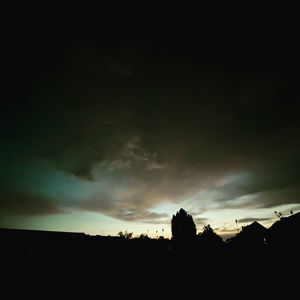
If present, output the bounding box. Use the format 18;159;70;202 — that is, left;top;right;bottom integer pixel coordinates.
1;228;298;296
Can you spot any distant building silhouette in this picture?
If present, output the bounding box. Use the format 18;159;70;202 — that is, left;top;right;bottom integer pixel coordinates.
267;212;300;253
226;221;267;251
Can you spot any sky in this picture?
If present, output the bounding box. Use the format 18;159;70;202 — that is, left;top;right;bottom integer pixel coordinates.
1;2;300;239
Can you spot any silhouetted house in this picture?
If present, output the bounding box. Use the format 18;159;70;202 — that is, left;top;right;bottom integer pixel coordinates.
266;212;300;253
226;221;267;251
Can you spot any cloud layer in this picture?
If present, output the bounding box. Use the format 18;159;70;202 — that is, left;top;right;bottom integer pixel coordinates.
1;2;300;230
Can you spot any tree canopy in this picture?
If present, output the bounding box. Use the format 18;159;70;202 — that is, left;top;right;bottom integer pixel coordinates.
171;208;196;242
197;224;224;250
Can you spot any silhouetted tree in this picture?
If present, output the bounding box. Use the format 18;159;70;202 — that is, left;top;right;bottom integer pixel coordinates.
198;224;224;251
138;233;150;240
202;224;214;235
118;231;133;239
171;208;196;242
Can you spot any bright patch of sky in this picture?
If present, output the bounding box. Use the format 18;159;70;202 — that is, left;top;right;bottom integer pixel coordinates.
2;159;299;239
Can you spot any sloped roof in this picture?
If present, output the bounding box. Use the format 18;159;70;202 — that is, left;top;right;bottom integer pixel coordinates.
242;221;267;234
268;212;300;234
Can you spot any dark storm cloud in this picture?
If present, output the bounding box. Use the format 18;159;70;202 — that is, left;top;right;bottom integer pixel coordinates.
1;2;300;221
213;155;300;211
77;191;169;223
0;185;59;216
250;186;300;209
238;217;271;223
